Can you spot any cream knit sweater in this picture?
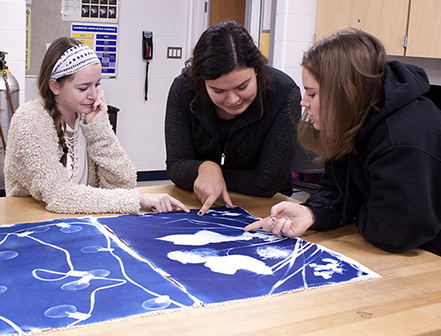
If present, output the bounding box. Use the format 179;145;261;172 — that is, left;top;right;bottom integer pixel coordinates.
4;98;141;214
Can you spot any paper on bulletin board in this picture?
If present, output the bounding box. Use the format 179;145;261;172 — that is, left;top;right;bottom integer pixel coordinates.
71;24;118;78
62;0;119;23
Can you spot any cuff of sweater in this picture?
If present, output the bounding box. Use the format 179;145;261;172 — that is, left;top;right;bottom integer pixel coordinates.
81;113;114;139
123;189;141;214
301;201;324;231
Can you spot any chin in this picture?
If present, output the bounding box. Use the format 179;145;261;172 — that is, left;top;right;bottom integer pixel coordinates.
227;106;247;115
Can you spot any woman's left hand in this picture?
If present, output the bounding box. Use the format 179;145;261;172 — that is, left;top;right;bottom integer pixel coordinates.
85;90;108;124
244;202;315;237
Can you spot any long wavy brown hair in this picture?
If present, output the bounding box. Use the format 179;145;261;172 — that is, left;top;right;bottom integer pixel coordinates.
38;37;82;167
298;28;386;163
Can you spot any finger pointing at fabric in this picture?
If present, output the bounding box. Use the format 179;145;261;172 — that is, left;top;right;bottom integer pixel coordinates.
244;202;315;238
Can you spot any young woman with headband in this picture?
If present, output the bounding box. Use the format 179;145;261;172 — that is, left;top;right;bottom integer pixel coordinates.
5;37;188;214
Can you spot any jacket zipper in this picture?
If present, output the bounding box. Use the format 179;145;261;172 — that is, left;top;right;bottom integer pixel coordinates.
220;142;228;166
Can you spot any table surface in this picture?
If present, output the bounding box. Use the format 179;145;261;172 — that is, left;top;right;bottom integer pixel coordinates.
1;185;440;336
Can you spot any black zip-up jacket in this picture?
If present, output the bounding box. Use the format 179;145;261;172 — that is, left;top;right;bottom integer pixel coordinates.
305;61;441;256
165;66;301;197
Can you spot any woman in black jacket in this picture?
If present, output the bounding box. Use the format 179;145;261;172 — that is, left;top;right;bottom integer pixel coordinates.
246;28;441;256
165;21;301;215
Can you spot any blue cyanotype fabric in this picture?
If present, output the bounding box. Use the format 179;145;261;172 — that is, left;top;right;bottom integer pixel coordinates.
0;217;197;336
0;206;379;335
99;206;380;306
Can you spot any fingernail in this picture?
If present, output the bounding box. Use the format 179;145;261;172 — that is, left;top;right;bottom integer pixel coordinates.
289;217;293;220
271;217;275;222
198;211;202;216
284;216;288;219
270;212;274;216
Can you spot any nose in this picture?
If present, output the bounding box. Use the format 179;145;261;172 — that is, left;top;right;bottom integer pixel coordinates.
88;86;99;100
226;91;240;105
300;96;309;107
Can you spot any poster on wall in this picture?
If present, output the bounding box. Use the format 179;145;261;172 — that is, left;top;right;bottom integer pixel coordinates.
71;24;118;78
62;0;119;23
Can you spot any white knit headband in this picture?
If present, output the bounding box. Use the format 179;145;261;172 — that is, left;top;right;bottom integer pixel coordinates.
50;44;101;79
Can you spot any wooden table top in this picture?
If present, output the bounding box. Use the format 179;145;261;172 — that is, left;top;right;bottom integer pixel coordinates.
1;185;440;336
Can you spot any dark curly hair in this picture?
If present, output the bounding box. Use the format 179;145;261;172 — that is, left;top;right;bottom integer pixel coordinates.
184;21;270;102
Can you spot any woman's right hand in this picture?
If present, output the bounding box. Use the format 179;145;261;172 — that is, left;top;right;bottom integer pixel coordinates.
244;201;315;237
85;90;108;124
140;193;190;213
194;161;234;216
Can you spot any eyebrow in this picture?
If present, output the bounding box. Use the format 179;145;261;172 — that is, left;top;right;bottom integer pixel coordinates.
76;79;101;86
303;85;316;91
207;77;252;91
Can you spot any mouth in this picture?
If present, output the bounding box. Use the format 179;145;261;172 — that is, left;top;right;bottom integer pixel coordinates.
226;103;243;111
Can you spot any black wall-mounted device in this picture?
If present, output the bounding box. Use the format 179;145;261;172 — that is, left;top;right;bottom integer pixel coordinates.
142;31;153;60
142;31;153;101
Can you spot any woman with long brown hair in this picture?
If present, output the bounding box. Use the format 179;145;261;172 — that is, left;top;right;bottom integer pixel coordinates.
5;37;188;214
246;28;441;256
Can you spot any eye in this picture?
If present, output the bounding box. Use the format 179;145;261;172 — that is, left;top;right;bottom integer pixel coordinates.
213;89;224;94
237;85;248;91
78;87;87;92
308;93;316;98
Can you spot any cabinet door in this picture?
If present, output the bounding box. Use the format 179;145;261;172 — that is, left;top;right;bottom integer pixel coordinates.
358;0;409;56
315;0;358;42
406;0;441;58
315;0;409;56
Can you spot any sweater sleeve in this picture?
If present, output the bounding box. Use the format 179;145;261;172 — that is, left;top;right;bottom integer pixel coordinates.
221;85;301;197
165;77;206;190
80;113;137;190
304;159;352;231
4;101;140;214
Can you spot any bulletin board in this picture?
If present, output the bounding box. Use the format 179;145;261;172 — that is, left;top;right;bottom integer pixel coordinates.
26;0;120;77
26;0;71;76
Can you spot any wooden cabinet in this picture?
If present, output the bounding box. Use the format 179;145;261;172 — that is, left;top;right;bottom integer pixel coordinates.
316;0;441;58
406;0;441;58
315;0;356;41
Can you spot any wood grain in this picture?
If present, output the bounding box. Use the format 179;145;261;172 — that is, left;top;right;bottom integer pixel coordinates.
1;185;440;336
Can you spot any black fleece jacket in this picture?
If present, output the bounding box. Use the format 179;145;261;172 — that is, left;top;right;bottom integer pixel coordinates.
165;66;301;197
305;61;441;256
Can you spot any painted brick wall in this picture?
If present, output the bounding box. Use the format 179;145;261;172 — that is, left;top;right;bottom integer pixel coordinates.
0;0;26;105
5;0;441;177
